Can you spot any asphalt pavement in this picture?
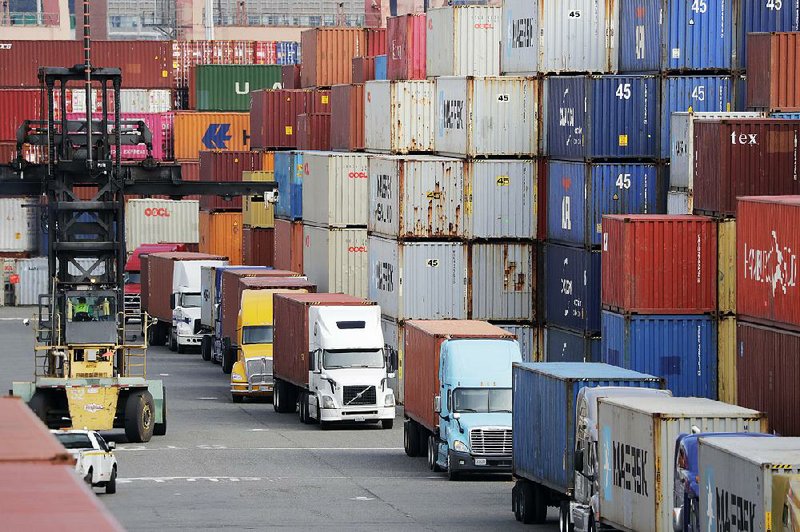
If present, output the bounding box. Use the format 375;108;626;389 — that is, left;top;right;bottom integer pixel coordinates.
0;307;558;531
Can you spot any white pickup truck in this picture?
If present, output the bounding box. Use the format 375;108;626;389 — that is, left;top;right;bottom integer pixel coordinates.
52;429;118;494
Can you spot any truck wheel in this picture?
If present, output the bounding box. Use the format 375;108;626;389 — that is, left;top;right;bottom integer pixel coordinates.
124;390;155;443
404;419;420;457
28;391;51;425
84;467;93;486
105;466;117;494
149;322;165;346
300;393;312;424
169;328;177;351
201;336;212;361
153;388;167;436
519;482;536;524
588;512;597;532
222;348;235;374
531;483;548;524
381;418;394;430
232;394;244;404
559;501;573;532
512;483;522;522
446;455;459;481
428;436;442;471
273;381;281;412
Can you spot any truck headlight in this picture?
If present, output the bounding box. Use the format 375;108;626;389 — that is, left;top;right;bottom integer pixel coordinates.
453;440;469;453
322;395;335;409
384;393;395;407
231;373;243;381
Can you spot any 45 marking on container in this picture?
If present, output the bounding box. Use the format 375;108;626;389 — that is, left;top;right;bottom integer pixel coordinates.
616;173;632;190
691;0;708;13
496;176;510;187
497;94;510;103
426;259;440;268
616;83;632;100
767;0;784;10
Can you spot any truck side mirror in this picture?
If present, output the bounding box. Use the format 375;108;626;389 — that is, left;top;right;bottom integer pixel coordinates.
309;351;315;372
434;395;441;413
390;349;398;373
574;449;584;472
169;293;176;310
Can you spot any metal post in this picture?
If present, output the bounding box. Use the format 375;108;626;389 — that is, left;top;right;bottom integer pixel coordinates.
83;0;92;169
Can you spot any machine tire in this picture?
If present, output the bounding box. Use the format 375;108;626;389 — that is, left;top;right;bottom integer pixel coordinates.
124;390;155;443
232;394;244;404
273;381;281;412
169;328;177;351
317;404;331;430
105;466;117;494
201;336;212;361
153;388;167;436
300;393;313;424
381;418;394;430
404;419;420;457
559;501;573;532
222;347;235;375
588;512;597;532
28;391;50;425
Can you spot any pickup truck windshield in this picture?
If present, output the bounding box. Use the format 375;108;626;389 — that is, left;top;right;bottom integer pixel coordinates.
452;388;512;413
242;325;273;345
181;293;202;308
323;349;384;369
55;433;93;449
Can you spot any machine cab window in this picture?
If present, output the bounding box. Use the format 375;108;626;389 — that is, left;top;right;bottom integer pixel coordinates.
67;295;116;322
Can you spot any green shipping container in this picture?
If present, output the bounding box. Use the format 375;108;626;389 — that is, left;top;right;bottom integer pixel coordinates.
191;65;283;111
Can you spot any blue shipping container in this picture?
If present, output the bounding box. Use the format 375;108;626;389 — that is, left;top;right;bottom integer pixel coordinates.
273;151;303;220
276;41;301;65
600;310;718;399
545;326;601;363
737;1;799;69
544;243;601;334
375;55;388;80
512;362;663;492
546;161;666;247
618;0;664;72
772;113;800;119
546;75;659;160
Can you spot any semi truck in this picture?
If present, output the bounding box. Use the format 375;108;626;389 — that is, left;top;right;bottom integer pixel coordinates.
403;320;522;480
123;243;187;321
272;293;397;428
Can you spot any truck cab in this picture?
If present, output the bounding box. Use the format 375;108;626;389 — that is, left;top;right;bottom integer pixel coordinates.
169;259;227;353
124;243;185;321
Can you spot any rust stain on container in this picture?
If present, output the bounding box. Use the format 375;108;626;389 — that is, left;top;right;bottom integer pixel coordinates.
747;33;800;112
330;84;365;151
301;28;366;88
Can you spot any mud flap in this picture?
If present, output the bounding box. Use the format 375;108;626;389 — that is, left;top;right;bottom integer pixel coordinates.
147;379;164;424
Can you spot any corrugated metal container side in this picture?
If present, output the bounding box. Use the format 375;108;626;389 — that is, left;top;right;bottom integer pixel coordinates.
0;197;37;252
330;84;365;151
364;80;435;153
717;219;735;315
772;112;800;119
617;0;663;72
302;225;368;298
242;227;275;267
426;6;501;77
0;90;40;141
544;326;601;363
49;88;172;116
199;211;243;265
512;363;663;494
667;188;692;214
466;159;537;240
281;64;301;89
296;113;332;151
352;56;376;84
366;28;387;56
435;76;538;158
747;33;800;112
301;152;369;227
274;151;303;220
737;320;800;436
301;28;365;88
666;0;734;72
601;310;718;398
250;89;305;149
242;171;275;228
470;242;536;321
190;65;282;111
601;215;718;314
717;315;736;404
737;196;800;330
381;316;405;402
547;161;667;248
368;235;468;320
387;14;427;80
198;150;266;212
273;219;304;273
738;4;800;69
172;112;250;160
368;155;464;239
172;40;258;89
374;55;388;80
14;257;47;306
694;120;800;217
124;199;200;250
546;75;659;161
544;243;601;334
496;323;541;362
66;112;172;161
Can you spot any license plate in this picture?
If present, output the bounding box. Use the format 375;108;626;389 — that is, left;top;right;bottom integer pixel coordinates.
354;416;366;422
475;458;487;466
260;386;272;391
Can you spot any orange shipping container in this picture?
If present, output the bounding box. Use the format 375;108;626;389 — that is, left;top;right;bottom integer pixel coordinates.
172;112;250;160
199;211;243;265
747;33;800;112
301;28;366;88
274;218;304;273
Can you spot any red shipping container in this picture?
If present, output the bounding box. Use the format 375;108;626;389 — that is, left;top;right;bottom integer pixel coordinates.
301;28;366;88
601;215;717;314
172;40;255;89
693;119;800;217
737;321;800;436
297;113;332;151
403;320;515;432
273;293;375;388
281;65;301;89
747;32;800;112
199;151;265;211
242;226;275;267
352;56;376;84
0;90;40;141
307;89;332;114
178;160;201;201
366;28;388;56
274;219;304;273
253;41;277;64
330;84;365;151
387;14;427;81
737;196;800;330
250;89;308;149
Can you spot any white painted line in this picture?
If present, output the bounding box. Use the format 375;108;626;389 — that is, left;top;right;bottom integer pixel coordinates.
197;397;218;400
350;496;375;501
0;317;27;321
249;428;270;432
159;373;170;376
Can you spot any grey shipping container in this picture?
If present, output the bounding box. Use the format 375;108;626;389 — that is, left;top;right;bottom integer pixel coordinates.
497;323;540;362
302;225;368;299
301;152;369;228
467;159;537;239
380;315;404;403
470;242;536;322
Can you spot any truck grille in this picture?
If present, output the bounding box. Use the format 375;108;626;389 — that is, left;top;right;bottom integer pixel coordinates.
343;385;376;406
246;358;273;384
470;428;512;456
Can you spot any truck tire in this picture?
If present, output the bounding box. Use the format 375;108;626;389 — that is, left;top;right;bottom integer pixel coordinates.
105;466;117;494
299;393;312;424
222;347;235;375
149;322;166;346
446;456;459;481
169;327;177;351
381;418;394;430
153;388;167;436
428;435;442;472
559;501;574;532
518;482;536;524
512;483;522;521
201;336;212;361
28;391;50;425
177;342;187;354
531;483;548;524
124;390;155;443
404;419;420;457
273;381;281;412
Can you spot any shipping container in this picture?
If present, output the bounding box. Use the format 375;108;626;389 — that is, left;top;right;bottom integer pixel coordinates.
717;218;736;315
739;4;800;68
0;197;37;253
51;88;172;117
597;396;766;532
281;64;301;89
717;315;736;404
544;243;601;334
694;119;800;217
250;89;307;149
14;257;46;307
199;211;243;265
216;267;299;331
544;326;601;363
330;84;365;151
368;155;464;239
364;80;435;154
366;28;387;56
466;159;537;240
300;28;366;88
257;41;300;65
242;171;275;229
667;188;692;214
374;55;388;80
67;112;172;161
426;6;500;77
547;161;666;248
172;112;250;159
381;315;405;402
296;113;332;151
737;196;800;330
601;215;717;314
302;225;368;298
496;323;541;363
546;75;658;161
273;219;304;273
0;90;40;141
172;40;256;88
500;0;618;75
124;199;199;251
435;76;538;158
301;152;369;228
0;396;72;463
368;235;468;320
470;242;536;322
198;150;267;212
274;151;303;220
747;32;800;112
190;65;282;111
242;227;274;266
387;14;426;80
352;56;376;84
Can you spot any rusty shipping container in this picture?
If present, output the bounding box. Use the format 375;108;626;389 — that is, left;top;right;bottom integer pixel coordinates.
242;227;275;267
199;211;243;265
601;215;718;314
737;320;800;436
273;293;376;389
172;112;250;159
693;119;800;217
300;28;366;88
330;84;365;151
469;242;537;322
250;89;307;149
281;64;301;89
0;90;40;141
198;151;266;212
387;14;426;81
366;28;387;56
737;196;800;331
296;113;332;151
747;33;800;112
274;219;304;273
352;56;376;84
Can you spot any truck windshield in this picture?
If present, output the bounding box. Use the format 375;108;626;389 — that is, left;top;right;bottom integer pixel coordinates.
323;349;384;369
181;293;202;308
452;388;512;413
124;272;141;284
242;325;273;345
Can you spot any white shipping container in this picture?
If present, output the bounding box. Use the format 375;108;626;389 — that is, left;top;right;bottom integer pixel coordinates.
667;188;693;215
496;323;540;362
364;81;435;154
426;6;501;77
597;396;767;532
302;224;368;298
368;235;467;321
200;265;216;328
125;199;199;251
300;152;369;228
14;256;46;306
470;242;536;321
435;76;538;158
380;315;405;403
0;197;37;252
67;88;172;113
368;155;464;239
500;0;618;74
467;159;537;239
